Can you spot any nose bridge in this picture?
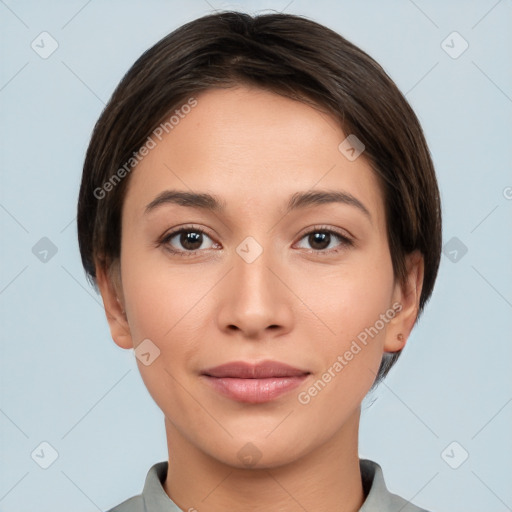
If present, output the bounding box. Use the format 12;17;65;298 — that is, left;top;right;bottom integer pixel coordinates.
234;237;278;310
217;235;292;337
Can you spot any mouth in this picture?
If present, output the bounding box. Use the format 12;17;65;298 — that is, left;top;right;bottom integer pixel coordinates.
200;360;311;403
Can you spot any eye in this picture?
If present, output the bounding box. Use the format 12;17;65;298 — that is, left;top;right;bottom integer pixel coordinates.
158;224;354;257
160;226;219;256
295;226;354;254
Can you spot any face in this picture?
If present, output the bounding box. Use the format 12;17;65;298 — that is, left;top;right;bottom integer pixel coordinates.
98;86;421;469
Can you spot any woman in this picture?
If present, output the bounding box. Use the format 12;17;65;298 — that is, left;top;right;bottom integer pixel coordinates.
77;10;441;512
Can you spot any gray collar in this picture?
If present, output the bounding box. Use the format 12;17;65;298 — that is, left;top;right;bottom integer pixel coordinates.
137;458;428;512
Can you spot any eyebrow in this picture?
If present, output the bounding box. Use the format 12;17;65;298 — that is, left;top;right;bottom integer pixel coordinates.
145;189;371;221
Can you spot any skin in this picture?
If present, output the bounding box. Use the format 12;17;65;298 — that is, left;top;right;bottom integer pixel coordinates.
96;86;424;512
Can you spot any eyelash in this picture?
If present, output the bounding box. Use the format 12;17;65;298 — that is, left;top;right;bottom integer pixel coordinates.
158;224;354;258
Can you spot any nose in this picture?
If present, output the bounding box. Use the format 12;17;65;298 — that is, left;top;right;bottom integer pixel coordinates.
216;244;294;340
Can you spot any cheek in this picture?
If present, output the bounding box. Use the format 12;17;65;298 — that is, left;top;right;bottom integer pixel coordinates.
119;250;208;413
121;269;206;360
302;250;394;339
301;252;395;386
119;240;216;375
119;232;195;341
121;269;170;344
294;279;393;432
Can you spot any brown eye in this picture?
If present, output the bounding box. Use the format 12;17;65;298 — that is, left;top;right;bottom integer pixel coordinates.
178;231;203;251
308;231;331;250
296;227;353;254
161;227;217;255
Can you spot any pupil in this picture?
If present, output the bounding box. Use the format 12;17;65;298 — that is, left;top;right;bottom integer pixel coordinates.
178;231;331;252
181;231;202;250
310;232;329;250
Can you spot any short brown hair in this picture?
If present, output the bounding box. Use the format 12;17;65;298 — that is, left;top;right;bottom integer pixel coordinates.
77;11;442;383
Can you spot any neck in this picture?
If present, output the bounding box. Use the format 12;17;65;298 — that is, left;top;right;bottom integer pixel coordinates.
163;410;364;512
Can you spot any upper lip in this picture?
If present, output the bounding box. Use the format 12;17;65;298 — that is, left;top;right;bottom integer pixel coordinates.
201;360;310;379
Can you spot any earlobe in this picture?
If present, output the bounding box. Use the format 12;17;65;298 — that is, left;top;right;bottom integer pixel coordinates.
384;332;407;353
384;250;424;353
95;261;134;350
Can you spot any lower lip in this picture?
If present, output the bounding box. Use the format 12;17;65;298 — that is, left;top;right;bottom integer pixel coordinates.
201;375;309;403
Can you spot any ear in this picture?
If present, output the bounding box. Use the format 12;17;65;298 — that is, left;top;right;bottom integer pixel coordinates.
95;260;134;350
384;250;424;353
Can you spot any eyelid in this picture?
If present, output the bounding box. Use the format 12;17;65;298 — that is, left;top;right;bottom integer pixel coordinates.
296;224;354;243
159;224;355;256
293;224;355;253
158;224;219;254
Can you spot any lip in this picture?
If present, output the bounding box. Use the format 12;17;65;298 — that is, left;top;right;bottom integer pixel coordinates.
200;360;310;403
202;360;309;379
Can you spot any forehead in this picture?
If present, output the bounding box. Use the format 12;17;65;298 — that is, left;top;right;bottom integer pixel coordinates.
122;86;385;225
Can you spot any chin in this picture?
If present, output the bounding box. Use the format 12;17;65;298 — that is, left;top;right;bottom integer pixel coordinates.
202;434;310;470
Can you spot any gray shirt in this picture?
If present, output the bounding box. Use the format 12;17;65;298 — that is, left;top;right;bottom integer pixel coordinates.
106;459;430;512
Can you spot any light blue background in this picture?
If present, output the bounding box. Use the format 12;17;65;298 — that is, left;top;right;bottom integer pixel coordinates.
1;1;511;511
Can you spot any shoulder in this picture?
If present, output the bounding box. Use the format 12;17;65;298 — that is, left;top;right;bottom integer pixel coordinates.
106;461;170;512
104;494;144;512
104;461;169;512
359;459;433;512
378;491;432;512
